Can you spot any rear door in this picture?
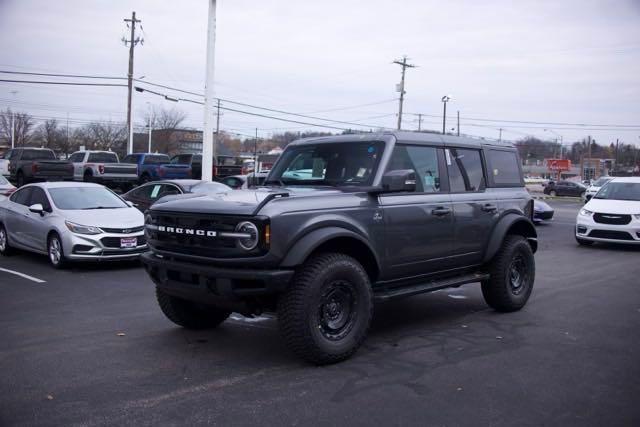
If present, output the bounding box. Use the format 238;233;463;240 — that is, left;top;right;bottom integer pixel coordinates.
69;152;85;180
380;144;455;279
446;147;496;267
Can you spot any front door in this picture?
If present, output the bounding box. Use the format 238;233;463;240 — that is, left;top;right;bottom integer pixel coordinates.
379;144;455;280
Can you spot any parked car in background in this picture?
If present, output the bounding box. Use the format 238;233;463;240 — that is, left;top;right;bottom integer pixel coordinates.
167;153;243;180
68;150;138;191
219;172;269;189
584;176;613;202
0;157;9;177
5;148;74;187
576;177;640;246
543;180;587;198
120;153;183;184
0;182;146;268
0;175;16;197
533;199;554;223
123;179;231;212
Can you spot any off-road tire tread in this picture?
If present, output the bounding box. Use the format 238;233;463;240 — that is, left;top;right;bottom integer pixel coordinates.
482;235;535;312
156;288;230;330
278;252;373;365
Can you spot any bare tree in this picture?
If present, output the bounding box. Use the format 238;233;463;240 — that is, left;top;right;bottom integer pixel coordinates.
73;122;127;152
35;119;64;150
143;106;187;130
0;108;34;147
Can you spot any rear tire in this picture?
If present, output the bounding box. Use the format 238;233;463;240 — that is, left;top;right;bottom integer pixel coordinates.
278;253;373;365
83;171;94;183
575;236;594;246
139;174;151;185
482;235;535;312
47;232;67;269
0;224;13;256
156;288;231;329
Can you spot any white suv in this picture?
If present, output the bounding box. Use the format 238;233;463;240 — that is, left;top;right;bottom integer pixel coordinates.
576;177;640;246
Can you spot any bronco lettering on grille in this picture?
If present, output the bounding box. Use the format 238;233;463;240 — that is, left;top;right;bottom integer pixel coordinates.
157;225;217;237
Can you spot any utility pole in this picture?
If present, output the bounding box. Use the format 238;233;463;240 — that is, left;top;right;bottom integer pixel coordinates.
253;128;259;186
147;116;152;152
123;11;142;155
10;90;17;148
587;135;592;181
499;128;503;142
201;0;217;181
215;99;221;141
417;114;423;132
393;56;416;130
456;111;460;136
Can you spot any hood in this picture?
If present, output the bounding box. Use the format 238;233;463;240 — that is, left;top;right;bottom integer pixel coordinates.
150;186;344;216
60;207;144;228
584;198;640;215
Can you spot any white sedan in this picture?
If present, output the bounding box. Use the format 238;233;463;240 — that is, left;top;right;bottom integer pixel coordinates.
576;177;640;246
0;182;146;268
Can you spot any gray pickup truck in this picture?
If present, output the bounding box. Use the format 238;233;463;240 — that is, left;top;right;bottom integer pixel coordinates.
68;150;138;191
141;131;537;364
6;148;74;187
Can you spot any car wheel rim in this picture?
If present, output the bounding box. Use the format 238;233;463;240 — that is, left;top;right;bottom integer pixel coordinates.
508;254;528;295
49;238;61;265
317;280;357;341
0;229;6;251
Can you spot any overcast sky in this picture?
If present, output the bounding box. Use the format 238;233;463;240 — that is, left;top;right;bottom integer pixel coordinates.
1;0;639;146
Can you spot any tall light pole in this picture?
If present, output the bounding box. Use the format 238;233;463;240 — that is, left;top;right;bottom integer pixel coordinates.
10;90;17;148
441;95;450;135
201;0;217;181
147;102;153;152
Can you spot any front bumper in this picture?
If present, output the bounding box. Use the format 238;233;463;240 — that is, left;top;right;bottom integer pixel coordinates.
534;210;554;221
62;231;148;260
141;252;294;303
576;215;640;244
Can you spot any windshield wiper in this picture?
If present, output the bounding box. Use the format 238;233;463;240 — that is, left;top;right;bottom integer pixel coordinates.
82;206;121;210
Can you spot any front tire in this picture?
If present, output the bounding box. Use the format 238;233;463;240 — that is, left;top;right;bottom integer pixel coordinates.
0;224;13;256
278;253;373;365
16;171;25;187
156;288;230;329
48;233;67;269
549;190;557;197
482;235;535;312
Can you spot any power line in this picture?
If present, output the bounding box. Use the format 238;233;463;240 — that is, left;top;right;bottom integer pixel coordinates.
0;79;126;87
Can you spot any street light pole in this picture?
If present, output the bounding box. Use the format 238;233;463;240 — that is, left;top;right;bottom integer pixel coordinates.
441;95;450;135
201;0;217;182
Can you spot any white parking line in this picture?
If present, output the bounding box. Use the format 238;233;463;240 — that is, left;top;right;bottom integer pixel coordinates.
0;267;46;284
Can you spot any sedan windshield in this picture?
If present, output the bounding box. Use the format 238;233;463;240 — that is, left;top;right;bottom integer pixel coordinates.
49;187;128;210
592;177;612;187
266;141;385;187
593;182;640;201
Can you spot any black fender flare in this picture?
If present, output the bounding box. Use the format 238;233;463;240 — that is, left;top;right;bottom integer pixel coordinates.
483;214;537;263
280;226;380;271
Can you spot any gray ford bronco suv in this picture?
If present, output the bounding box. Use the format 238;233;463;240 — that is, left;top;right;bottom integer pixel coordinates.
141;131;537;364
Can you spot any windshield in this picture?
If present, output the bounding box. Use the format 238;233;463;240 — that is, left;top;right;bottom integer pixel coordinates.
592;177;612;187
189;181;231;195
49;187;128;209
87;152;118;163
266;141;384;187
593;182;640;201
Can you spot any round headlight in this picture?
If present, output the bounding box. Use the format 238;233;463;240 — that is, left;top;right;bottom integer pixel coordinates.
235;221;259;250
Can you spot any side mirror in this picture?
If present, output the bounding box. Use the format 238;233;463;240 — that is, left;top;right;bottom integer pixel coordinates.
29;203;44;216
381;169;416;193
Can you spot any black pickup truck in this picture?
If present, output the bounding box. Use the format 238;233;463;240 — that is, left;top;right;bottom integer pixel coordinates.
5;148;74;187
168;154;243;180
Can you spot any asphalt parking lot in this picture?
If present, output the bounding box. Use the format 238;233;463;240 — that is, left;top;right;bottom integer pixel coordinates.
1;200;639;426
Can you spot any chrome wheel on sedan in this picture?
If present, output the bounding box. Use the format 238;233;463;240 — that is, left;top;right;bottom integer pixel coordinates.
0;225;11;255
48;234;66;269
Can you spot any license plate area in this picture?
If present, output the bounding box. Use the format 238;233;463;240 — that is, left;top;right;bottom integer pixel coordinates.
121;237;137;248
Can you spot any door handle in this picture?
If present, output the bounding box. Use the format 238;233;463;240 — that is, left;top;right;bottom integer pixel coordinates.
481;203;498;212
431;207;452;216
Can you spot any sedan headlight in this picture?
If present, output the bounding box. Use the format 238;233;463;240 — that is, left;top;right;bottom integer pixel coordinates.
235;221;259;250
65;221;102;235
633;214;640;220
579;209;593;217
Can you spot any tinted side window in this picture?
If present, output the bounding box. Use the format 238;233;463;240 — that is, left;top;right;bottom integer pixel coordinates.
446;148;485;192
88;152;118;163
69;152;85;162
386;145;442;193
159;184;181;197
10;187;33;205
488;150;522;186
29;187;51;211
121;155;139;164
22;150;56;160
